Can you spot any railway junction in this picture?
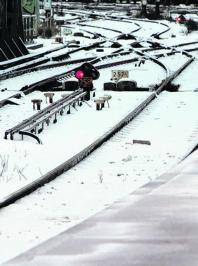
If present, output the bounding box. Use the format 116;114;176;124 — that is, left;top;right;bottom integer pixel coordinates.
0;1;198;265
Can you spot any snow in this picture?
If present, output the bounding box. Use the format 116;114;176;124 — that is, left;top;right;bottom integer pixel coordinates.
171;13;198;23
27;38;64;55
0;11;198;264
94;60;166;88
75;24;119;38
157;52;189;71
0;91;151;199
0;65;76;91
0;91;67;137
54;13;77;21
173;59;198;91
82;18;140;34
1;90;198;264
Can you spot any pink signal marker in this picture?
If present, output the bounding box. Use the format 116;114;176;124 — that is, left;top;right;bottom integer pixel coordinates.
75;70;84;79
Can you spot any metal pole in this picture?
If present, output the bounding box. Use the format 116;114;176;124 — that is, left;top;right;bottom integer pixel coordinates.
156;0;160;17
141;0;147;17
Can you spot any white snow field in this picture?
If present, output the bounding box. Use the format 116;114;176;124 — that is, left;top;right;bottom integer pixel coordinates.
0;12;198;264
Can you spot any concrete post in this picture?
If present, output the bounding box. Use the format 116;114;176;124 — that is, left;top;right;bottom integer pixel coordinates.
31;99;42;110
44;92;55;104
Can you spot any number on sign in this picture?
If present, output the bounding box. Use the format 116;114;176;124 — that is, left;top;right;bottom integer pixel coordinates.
111;70;129;81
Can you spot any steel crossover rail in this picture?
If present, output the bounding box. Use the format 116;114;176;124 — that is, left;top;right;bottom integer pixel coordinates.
4;89;86;142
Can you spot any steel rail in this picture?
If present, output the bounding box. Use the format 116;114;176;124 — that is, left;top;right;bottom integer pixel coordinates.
4;90;85;142
0;16;186;82
2;40;198;83
0;46;192;110
115;17;170;38
0;44;69;70
0;27;104;81
20;92;86;134
2;39;197;83
0;54;194;209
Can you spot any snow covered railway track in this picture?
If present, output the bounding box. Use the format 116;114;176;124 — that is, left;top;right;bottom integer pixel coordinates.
0;92;156;209
4;90;86;144
172;41;198;49
0;45;189;111
0;56;96;82
75;16;141;39
77;22;123;35
143;41;198;53
2;39;198;84
12;40;198;80
0;17;169;80
0;43;162;83
0;49;165;109
0;45;70;72
172;57;198;92
0;23;104;81
1;37;196;113
0;53;169;143
0;56;194;209
105;16;170;38
52;40;106;62
79;15;169;39
0;40;105;81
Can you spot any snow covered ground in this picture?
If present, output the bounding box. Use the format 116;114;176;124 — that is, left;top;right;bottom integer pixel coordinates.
1;90;198;264
0;12;198;264
173;57;198;91
0;91;151;199
157;52;189;72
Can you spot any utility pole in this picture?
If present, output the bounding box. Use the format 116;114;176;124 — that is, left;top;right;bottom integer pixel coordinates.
35;0;39;36
141;0;147;17
155;0;160;17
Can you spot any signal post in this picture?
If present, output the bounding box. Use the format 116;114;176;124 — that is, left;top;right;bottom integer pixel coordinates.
75;63;100;101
